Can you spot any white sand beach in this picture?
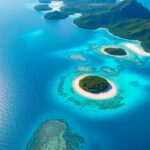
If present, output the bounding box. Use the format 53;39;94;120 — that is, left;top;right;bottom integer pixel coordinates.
69;13;82;19
49;1;65;12
73;75;117;100
124;43;150;56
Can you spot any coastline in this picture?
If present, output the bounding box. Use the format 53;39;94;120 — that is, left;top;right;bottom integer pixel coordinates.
103;28;150;56
87;28;150;56
73;75;117;100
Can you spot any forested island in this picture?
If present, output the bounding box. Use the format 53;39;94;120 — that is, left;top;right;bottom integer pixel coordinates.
79;75;110;94
34;4;51;11
44;11;68;20
73;75;117;99
36;0;150;52
103;47;127;56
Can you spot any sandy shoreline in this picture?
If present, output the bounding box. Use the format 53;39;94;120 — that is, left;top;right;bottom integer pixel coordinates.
96;28;150;57
69;13;82;19
73;75;117;100
123;43;150;56
49;1;65;12
101;46;129;58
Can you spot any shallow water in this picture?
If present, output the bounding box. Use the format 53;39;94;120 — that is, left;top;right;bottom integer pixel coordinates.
137;0;150;10
0;0;150;150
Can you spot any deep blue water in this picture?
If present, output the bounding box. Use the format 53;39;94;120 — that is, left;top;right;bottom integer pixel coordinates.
0;0;150;150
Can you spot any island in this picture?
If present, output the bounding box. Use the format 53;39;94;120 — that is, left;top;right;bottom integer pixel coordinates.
103;47;128;56
38;0;51;3
34;4;52;11
44;11;68;20
79;75;110;93
36;0;150;52
73;75;117;100
26;119;84;150
73;0;150;52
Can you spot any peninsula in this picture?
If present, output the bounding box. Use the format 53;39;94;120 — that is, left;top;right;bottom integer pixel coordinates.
34;4;51;11
73;0;150;52
44;11;68;20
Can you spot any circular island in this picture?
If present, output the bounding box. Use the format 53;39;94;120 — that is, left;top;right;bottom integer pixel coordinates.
73;75;117;100
102;47;128;57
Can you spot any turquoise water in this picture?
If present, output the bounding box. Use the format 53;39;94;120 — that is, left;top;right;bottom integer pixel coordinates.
0;0;150;150
56;28;149;116
137;0;150;10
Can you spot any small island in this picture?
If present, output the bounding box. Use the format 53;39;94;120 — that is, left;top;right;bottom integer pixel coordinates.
38;0;51;3
73;75;117;100
34;4;52;11
79;75;110;94
103;47;128;56
44;11;68;20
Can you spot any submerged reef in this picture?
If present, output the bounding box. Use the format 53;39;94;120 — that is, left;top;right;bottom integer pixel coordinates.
69;54;87;61
57;72;124;110
26;120;84;150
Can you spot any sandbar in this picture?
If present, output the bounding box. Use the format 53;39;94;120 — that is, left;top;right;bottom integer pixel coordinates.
124;43;150;56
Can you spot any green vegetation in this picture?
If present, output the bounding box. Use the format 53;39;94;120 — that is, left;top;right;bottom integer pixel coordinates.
38;0;51;3
104;19;150;52
74;0;150;52
26;120;84;150
61;1;114;16
104;47;127;56
44;11;68;20
36;0;150;52
34;4;51;11
79;75;110;94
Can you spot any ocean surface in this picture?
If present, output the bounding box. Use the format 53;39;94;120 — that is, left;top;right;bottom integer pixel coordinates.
0;0;150;150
